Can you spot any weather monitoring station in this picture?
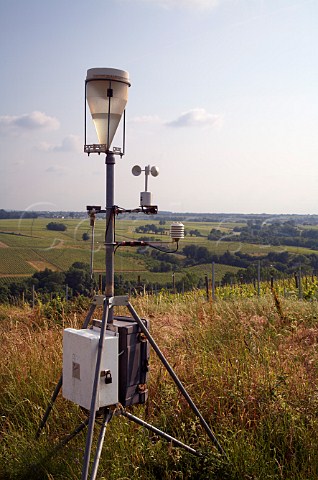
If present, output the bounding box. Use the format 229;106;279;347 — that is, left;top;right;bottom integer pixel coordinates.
37;68;226;480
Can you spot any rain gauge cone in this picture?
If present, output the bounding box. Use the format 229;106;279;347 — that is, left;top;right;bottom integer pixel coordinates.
86;68;130;149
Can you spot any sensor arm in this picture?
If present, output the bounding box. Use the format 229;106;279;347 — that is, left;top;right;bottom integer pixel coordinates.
114;240;179;254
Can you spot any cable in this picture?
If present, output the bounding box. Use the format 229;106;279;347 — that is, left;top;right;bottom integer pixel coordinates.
105;206;116;243
114;241;147;254
148;242;179;254
114;205;158;215
114;240;179;255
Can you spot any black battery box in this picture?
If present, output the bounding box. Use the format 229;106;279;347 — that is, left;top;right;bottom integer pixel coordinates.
112;315;150;407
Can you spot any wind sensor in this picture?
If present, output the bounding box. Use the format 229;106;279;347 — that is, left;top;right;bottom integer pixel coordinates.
37;67;226;480
132;164;159;208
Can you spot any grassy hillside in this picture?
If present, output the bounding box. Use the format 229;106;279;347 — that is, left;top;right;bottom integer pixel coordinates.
1;217;317;292
1;292;318;479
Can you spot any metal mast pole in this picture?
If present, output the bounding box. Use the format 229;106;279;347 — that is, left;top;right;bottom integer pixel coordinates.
105;152;115;324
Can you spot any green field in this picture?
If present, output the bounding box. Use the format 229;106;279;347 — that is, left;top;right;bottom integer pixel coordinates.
1;218;318;478
0;217;317;287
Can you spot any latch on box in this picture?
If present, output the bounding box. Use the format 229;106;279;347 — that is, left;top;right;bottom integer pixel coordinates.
101;370;112;384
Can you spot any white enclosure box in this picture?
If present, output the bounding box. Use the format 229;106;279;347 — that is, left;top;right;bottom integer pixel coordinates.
62;328;118;410
140;191;152;207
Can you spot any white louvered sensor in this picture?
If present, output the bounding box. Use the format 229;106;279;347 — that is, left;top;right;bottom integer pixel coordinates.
170;222;185;242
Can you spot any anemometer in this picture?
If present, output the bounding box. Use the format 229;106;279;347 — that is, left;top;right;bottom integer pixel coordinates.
37;67;225;480
132;163;159;208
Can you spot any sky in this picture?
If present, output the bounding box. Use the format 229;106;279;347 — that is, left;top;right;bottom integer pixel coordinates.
0;0;317;214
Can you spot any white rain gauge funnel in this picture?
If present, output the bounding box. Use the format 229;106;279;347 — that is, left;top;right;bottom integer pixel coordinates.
86;68;130;150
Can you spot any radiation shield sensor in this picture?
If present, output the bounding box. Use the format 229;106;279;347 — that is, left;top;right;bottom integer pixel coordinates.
170;222;185;242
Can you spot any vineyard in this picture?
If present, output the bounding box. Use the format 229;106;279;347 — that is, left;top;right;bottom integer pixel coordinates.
1;215;318;299
214;276;318;300
2;214;318;478
0;217;242;287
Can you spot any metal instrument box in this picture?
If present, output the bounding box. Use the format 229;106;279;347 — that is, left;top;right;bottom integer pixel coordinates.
62;327;118;410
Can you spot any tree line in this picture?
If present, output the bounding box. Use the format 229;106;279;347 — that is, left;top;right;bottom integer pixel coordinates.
182;244;318;284
0;262;92;303
0;209;37;219
231;221;318;250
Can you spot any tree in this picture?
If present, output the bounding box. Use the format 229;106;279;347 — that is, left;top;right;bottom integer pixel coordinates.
0;284;10;303
196;246;210;262
176;272;198;291
183;245;198;259
65;263;92;296
46;222;67;232
207;229;223;240
189;229;202;237
182;245;210;263
30;268;66;294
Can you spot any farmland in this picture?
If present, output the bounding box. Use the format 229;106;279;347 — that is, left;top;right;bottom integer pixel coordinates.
0;216;239;282
2;213;318;478
1;213;318;293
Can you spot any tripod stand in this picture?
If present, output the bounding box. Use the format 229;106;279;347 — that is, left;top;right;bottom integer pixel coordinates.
37;68;225;480
37;293;226;480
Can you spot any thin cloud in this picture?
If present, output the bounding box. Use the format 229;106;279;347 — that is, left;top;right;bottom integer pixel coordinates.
0;111;60;135
45;165;70;175
38;135;81;153
124;0;219;10
130;115;161;124
166;108;223;128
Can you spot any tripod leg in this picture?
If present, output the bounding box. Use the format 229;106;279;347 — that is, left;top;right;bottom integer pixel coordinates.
127;301;226;458
58;418;89;449
122;410;201;457
90;409;113;480
81;300;110;480
36;375;63;438
81;303;98;329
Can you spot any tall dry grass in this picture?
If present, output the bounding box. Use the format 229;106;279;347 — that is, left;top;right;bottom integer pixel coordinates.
1;291;318;479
